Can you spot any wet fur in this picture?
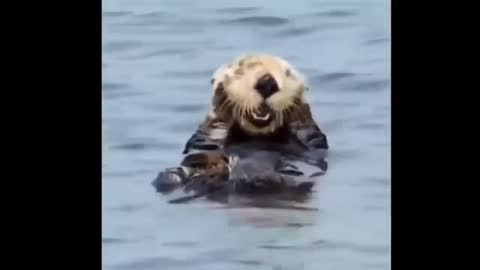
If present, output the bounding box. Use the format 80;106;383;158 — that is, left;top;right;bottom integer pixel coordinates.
183;54;328;154
154;54;329;202
211;54;307;135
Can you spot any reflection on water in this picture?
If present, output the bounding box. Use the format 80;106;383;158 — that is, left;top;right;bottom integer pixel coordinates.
102;0;390;269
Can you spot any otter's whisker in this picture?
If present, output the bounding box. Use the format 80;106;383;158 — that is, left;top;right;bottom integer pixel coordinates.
218;100;229;113
222;100;235;116
247;107;253;116
235;106;242;119
277;111;284;126
284;106;293;115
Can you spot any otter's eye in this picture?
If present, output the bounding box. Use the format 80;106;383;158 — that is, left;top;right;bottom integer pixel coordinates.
210;78;214;85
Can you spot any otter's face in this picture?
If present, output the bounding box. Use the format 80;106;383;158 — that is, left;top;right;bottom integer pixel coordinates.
210;54;307;135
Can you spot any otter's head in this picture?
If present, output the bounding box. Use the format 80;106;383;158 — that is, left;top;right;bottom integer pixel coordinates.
210;54;307;135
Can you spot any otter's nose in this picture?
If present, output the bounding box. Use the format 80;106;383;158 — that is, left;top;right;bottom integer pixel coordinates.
255;73;279;99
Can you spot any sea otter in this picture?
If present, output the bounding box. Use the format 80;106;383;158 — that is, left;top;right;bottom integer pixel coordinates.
152;54;329;203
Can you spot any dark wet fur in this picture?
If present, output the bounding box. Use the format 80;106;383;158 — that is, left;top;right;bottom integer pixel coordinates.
225;122;327;170
154;94;329;205
153;133;327;204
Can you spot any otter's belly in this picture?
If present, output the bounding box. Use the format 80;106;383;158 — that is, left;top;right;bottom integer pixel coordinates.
152;145;327;204
227;151;322;194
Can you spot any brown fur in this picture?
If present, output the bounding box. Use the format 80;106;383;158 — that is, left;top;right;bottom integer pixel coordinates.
183;54;328;155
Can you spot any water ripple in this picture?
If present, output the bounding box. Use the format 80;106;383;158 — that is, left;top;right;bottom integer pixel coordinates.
310;72;356;84
247;240;392;256
131;48;195;60
349;177;390;188
113;257;196;270
162;241;199;247
102;82;130;91
102;91;146;100
230;259;263;266
313;10;357;18
143;103;207;113
273;26;318;37
160;70;212;79
352;79;390;92
106;203;150;213
355;122;386;130
223;16;289;26
103;11;133;18
365;37;390;45
118;12;171;26
216;7;263;14
102;237;129;244
312;240;390;255
103;40;143;53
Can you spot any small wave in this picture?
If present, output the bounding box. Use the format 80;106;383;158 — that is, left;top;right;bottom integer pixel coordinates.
223;16;289;26
353;79;390;92
103;40;143;53
102;237;129;244
162;241;198;247
106;203;149;213
355;122;387;130
133;48;193;59
102;91;146;100
259;244;296;250
310;72;356;84
313;10;357;18
161;70;212;79
113;257;196;270
216;7;262;14
365;37;390;45
273;26;317;37
312;239;390;255
102;82;129;91
230;259;264;266
103;11;133;17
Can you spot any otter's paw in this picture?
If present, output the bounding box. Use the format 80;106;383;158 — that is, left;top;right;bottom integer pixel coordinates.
306;131;328;150
302;149;328;172
275;161;304;176
151;167;187;194
181;151;229;170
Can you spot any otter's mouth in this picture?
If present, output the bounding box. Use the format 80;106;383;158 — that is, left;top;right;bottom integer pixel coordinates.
247;103;274;127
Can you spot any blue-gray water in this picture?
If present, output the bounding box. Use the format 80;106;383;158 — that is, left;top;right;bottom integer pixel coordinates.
102;0;390;269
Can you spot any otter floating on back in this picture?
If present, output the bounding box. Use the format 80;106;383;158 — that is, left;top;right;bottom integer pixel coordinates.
152;54;329;204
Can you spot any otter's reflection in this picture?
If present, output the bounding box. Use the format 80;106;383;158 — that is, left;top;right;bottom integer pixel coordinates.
208;193;319;229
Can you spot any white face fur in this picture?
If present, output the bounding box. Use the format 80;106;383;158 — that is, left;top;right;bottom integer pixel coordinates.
211;54;308;134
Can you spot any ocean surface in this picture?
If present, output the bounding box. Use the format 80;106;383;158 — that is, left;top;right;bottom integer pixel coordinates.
102;0;391;269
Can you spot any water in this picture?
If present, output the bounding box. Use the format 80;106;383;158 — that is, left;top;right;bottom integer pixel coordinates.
102;0;390;269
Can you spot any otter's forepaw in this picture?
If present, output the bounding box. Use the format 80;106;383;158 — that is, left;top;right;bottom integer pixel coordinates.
307;132;328;150
275;161;304;176
302;148;328;172
296;182;315;193
151;167;188;194
227;154;240;173
314;158;328;172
